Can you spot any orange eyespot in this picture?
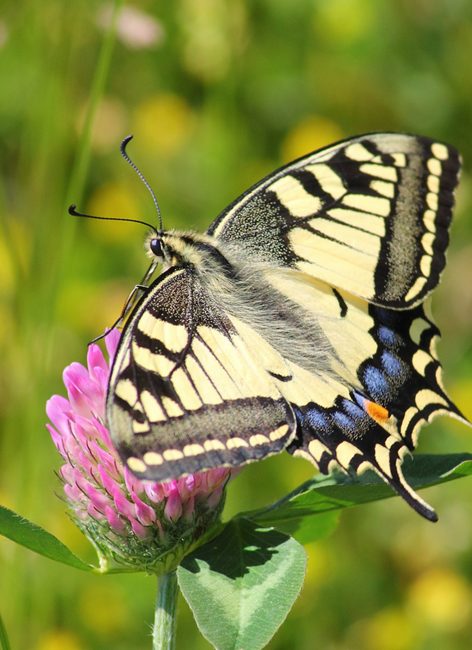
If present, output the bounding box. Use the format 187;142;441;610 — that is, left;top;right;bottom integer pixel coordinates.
365;400;389;422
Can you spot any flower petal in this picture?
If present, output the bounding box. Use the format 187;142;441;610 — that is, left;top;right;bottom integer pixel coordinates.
143;481;165;503
113;490;137;520
104;329;121;362
46;395;73;435
129;517;148;539
131;490;157;525
87;344;108;380
164;491;182;522
104;506;126;534
47;424;66;457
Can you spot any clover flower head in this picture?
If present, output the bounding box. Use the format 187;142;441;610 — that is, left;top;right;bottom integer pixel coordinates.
46;330;232;572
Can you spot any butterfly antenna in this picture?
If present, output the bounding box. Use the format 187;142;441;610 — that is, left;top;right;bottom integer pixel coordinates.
68;205;158;234
120;135;163;233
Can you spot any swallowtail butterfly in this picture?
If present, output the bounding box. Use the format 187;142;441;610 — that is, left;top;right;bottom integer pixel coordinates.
79;133;469;521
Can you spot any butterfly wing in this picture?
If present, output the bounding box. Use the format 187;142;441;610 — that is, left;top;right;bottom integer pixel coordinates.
106;266;296;481
254;269;465;520
209;133;460;309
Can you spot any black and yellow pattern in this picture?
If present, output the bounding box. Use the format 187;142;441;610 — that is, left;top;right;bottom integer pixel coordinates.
106;132;467;520
107;267;297;478
209;133;459;308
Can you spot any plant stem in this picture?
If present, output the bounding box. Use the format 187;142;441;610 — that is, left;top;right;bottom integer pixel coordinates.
0;611;11;650
66;0;124;207
45;0;124;367
153;572;179;650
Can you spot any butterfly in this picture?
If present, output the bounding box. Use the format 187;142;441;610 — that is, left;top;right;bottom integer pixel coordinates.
96;132;468;521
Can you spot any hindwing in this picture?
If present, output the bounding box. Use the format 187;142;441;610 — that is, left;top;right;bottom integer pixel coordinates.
231;268;466;520
208;133;460;309
276;270;464;519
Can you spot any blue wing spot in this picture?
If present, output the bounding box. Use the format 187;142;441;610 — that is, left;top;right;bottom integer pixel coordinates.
333;411;356;433
363;365;390;399
295;405;330;432
304;407;330;431
381;350;405;376
342;398;368;420
377;325;401;348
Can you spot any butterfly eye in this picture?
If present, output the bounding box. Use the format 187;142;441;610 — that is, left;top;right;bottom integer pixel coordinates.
150;237;164;258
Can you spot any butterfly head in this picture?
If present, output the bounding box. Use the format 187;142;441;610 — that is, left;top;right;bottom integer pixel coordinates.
148;234;165;260
146;230;221;270
145;230;172;266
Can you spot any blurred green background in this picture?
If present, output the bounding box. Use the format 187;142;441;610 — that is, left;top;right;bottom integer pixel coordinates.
1;1;472;648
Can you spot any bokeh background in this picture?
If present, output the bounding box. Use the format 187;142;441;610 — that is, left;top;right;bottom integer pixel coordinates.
1;1;472;648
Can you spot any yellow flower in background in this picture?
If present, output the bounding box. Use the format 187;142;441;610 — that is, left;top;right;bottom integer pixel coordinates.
305;542;332;587
58;279;131;334
281;115;344;162
79;584;130;637
36;630;84;650
449;379;472;425
0;219;30;281
438;243;472;332
407;567;472;632
358;607;416;650
178;0;247;83
132;94;194;158
86;182;142;243
313;0;375;43
46;509;93;561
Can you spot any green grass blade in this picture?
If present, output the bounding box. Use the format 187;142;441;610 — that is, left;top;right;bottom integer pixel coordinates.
46;0;125;354
0;612;11;650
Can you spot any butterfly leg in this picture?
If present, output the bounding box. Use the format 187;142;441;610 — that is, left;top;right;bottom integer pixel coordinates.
88;263;159;345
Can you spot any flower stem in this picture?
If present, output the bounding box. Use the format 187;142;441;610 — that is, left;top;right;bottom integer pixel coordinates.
153;572;179;650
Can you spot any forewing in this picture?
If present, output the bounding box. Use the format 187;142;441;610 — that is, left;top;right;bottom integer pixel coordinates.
208;133;460;309
106;267;296;481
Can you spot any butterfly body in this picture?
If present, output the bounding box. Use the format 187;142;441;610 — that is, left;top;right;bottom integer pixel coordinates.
105;133;468;520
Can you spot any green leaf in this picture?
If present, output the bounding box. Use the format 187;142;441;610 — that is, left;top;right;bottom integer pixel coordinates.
0;505;93;572
178;518;306;650
251;508;340;545
0;611;11;650
245;453;472;536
